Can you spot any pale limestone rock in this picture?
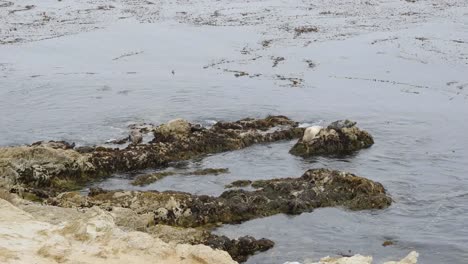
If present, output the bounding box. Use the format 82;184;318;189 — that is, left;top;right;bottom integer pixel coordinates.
0;198;236;264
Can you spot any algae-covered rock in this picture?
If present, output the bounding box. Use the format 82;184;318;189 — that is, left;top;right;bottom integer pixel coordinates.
0;143;95;192
131;172;177;186
190;168;229;175
130;168;229;186
290;120;374;157
0;116;304;195
225;180;252;188
147;224;273;262
52;169;391;228
205;234;274;263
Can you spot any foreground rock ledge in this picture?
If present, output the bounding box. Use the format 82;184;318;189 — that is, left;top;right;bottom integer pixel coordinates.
290;120;374;157
52;169;391;228
0;197;237;264
0;115;303;195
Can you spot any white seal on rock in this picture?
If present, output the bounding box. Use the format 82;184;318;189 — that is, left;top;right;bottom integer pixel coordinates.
302;126;322;143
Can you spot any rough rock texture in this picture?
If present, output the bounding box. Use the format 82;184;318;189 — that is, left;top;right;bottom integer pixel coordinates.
131;168;230;187
225;180;252;188
290;120;374;157
146;225;273;262
51;169;391;228
0;198;237;264
131;171;177;186
290;251;419;264
205;235;274;263
0;143;95;195
0;116;303;196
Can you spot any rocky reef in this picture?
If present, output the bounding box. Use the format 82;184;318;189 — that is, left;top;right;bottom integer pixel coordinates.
51;169;391;228
290;120;374;157
44;168;390;262
0;116;303;196
0;116;391;263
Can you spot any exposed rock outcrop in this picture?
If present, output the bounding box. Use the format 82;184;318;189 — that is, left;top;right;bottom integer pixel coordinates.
51;169;391;228
290;120;374;157
0;116;304;196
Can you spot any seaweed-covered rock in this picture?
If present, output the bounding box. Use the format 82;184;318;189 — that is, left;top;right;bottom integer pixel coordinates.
0;116;304;195
225;180;252;188
0;144;95;192
290;120;374;157
131;172;177;186
146;224;273;262
205;234;274;263
51;169;391;228
131;168;230;187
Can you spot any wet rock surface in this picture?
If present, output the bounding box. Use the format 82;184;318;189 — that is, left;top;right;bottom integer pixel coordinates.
131;171;177;186
225;180;252;188
131;168;229;186
51;169;391;228
205;234;274;263
290;120;374;157
0;116;303;196
44;168;390;262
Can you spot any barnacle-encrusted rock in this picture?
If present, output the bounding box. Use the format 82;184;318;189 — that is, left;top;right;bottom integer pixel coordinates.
51;169;391;228
147;224;274;262
290;120;374;157
0;116;303;195
205;234;274;263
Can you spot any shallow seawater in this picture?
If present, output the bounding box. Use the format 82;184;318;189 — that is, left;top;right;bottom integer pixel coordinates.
1;16;468;264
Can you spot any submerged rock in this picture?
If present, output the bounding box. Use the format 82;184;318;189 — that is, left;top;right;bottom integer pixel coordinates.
290;120;374;157
131;172;176;186
52;169;391;228
225;180;252;188
131;168;229;186
0;116;303;196
191;168;229;175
